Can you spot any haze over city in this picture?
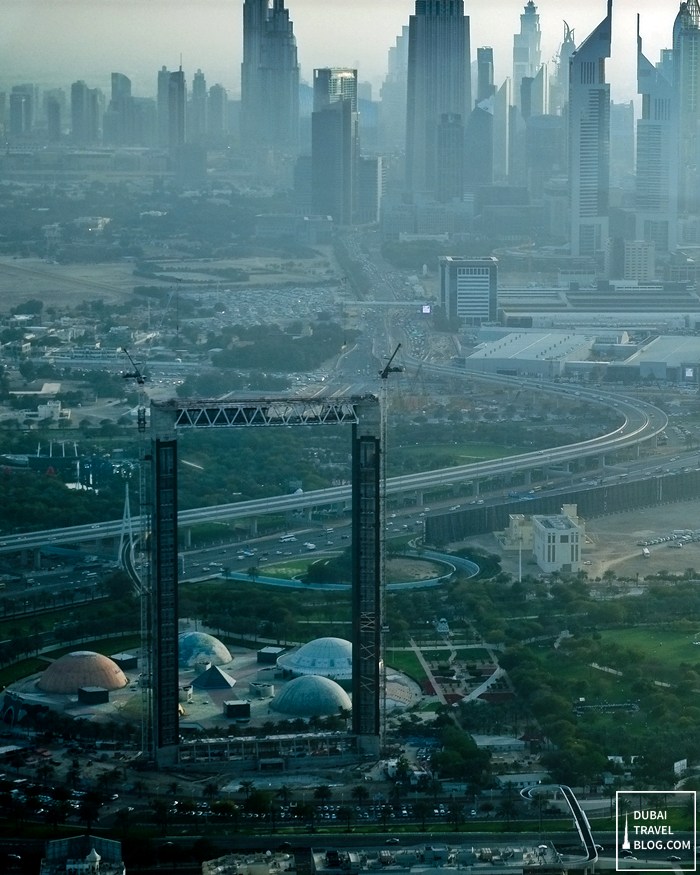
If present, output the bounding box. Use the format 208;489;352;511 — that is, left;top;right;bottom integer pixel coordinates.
0;0;677;99
4;0;700;868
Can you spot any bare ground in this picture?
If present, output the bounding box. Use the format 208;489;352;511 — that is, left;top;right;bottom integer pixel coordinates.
460;499;700;581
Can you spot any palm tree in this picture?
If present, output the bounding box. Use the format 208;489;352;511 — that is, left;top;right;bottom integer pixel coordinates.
351;784;369;805
313;784;332;803
203;782;218;801
239;780;255;799
276;785;292;806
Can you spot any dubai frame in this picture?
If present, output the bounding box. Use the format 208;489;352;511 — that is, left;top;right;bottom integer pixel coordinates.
144;394;384;766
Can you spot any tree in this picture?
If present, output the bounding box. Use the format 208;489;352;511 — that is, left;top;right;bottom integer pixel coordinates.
337;805;353;831
414;799;432;830
313;784;332;803
238;780;255;798
351;784;369;805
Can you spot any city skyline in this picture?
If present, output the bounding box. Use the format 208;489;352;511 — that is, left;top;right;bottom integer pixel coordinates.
0;0;682;101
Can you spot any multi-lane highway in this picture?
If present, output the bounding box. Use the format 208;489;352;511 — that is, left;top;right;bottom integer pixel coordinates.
0;377;667;555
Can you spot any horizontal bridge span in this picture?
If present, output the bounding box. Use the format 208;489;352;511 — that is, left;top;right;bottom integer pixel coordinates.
152;395;377;429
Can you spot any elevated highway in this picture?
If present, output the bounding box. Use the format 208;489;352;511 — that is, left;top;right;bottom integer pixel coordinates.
0;377;667;555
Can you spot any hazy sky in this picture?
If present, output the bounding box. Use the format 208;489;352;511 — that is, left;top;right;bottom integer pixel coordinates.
0;1;679;101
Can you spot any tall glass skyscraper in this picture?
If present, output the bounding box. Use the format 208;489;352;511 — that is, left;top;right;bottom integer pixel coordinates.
241;0;300;160
636;20;677;252
311;68;358;224
568;0;613;258
405;0;471;198
673;0;700;215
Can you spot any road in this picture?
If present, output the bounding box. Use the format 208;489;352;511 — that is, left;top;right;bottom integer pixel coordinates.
0;377;667;555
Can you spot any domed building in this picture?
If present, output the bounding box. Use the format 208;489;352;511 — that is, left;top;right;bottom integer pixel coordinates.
37;651;128;694
271;674;351;718
276;636;352;685
178;631;232;668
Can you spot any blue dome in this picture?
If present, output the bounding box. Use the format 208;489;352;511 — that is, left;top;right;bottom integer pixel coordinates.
178;631;232;668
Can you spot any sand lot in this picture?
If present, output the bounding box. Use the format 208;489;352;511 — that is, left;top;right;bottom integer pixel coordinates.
468;499;700;581
0;256;141;310
0;252;338;313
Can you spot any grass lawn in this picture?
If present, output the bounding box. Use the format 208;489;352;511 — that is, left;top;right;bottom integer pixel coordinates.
387;649;427;682
597;627;700;684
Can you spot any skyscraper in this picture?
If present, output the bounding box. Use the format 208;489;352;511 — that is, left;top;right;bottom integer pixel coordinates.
9;85;34;140
241;0;300;160
513;1;542;109
568;0;613;258
477;47;496;103
167;67;186;150
379;26;409;154
71;80;101;145
636;19;677;252
189;69;207;144
103;73;132;146
549;22;576;117
157;66;171;147
311;68;358;224
405;0;471;198
673;0;700;215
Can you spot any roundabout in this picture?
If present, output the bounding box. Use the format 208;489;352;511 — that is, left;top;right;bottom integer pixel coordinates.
220;549;479;591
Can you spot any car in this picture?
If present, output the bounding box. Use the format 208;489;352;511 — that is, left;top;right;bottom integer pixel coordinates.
385;838;400;845
667;856;682;862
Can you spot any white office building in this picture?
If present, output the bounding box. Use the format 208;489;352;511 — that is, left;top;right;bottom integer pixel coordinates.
532;507;583;574
439;255;497;325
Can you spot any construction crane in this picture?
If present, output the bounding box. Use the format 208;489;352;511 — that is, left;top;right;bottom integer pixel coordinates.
119;346;153;761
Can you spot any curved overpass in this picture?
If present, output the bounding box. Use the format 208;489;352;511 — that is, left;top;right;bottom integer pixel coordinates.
0;377;666;554
522;783;599;867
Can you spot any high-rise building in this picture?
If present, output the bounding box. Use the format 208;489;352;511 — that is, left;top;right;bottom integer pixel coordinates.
549;22;576;117
9;85;33;140
311;68;358;224
477;47;496;103
168;67;186;150
379;26;409;154
405;0;471;198
673;0;700;215
568;0;613;258
189;69;207;143
103;73;132;145
513;1;542;108
636;22;677;252
493;78;512;184
46;96;61;142
439;255;498;325
207;84;229;143
520;63;548;119
464;101;492;193
241;0;300;160
43;88;66;143
71;80;102;145
436;113;465;202
157;65;171;147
